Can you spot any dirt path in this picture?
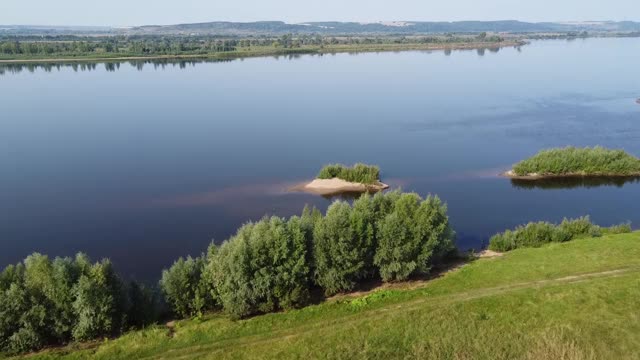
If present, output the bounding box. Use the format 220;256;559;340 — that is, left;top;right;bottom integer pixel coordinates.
144;267;638;360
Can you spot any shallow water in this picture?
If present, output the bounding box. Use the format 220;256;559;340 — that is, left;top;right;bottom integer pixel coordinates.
1;38;639;281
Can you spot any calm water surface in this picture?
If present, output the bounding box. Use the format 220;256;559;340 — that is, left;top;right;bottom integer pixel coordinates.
2;38;639;281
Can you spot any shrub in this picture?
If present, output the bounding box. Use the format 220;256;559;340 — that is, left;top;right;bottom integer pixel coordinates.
209;216;312;319
317;163;381;184
558;216;600;238
601;223;633;235
512;146;640;176
375;194;454;282
313;201;369;295
72;260;127;341
6;327;42;355
159;255;212;319
489;217;632;252
0;253;151;354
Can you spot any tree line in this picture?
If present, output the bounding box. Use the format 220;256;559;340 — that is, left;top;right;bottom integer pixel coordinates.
160;190;455;319
1;190;455;354
0;33;506;57
0;254;157;354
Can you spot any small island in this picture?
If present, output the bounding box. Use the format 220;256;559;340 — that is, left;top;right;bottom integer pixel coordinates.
294;163;389;196
504;146;640;180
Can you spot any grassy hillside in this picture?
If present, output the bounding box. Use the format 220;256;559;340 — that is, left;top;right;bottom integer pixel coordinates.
13;232;640;360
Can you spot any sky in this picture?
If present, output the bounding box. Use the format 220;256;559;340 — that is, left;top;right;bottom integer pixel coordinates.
2;0;639;27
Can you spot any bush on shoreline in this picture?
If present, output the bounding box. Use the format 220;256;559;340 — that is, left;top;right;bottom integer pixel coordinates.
209;216;312;319
317;163;381;184
0;254;157;354
512;146;640;176
488;216;632;252
156;190;454;319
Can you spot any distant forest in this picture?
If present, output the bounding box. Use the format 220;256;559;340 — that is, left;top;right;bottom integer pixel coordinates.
0;33;508;59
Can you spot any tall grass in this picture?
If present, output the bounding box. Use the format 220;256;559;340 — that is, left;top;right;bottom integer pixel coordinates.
512;146;640;176
317;163;381;184
488;216;632;252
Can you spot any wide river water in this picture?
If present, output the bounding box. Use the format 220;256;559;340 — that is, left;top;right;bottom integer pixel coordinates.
2;38;639;281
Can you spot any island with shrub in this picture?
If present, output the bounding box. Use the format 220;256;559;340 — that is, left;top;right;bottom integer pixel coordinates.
504;146;640;180
295;163;390;196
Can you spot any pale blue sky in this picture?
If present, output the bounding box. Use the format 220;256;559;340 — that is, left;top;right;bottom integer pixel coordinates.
2;0;639;26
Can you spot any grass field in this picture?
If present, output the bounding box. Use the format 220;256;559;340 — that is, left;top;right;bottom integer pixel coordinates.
12;232;640;360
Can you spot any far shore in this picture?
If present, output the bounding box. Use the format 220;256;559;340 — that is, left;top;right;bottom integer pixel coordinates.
0;41;525;65
290;178;389;196
502;169;640;180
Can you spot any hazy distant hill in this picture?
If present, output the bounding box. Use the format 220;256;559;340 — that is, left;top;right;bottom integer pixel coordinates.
0;25;112;35
2;21;639;36
126;20;640;35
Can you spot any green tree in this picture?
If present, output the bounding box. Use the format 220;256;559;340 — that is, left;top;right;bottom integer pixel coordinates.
375;194;454;282
210;217;312;319
72;260;126;341
160;255;211;318
313;201;366;295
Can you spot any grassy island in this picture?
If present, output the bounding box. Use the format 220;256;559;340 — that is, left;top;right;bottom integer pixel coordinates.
508;146;640;178
317;163;381;184
292;163;388;196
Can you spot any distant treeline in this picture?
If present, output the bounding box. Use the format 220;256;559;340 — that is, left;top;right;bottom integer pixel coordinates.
0;33;505;58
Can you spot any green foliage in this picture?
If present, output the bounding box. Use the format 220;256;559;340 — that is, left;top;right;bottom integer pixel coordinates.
209;216;312;319
512;146;640;176
317;163;381;184
160;255;213;319
313;201;367;295
347;290;397;310
375;194;454;281
72;260;126;341
601;223;633;235
488;216;632;252
0;253;155;354
0;33;509;62
126;282;158;329
21;232;640;360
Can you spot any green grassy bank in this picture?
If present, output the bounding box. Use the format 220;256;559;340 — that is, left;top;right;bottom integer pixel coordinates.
14;231;640;360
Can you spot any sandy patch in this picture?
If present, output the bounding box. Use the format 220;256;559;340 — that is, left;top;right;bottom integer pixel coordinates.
478;250;504;258
291;178;389;196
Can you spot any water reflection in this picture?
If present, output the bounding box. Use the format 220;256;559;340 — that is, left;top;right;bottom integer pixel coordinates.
511;176;640;190
0;58;235;75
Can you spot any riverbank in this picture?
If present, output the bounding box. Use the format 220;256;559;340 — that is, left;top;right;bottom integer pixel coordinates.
15;232;640;359
0;40;525;64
